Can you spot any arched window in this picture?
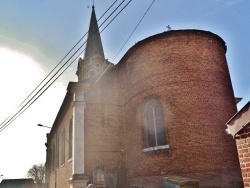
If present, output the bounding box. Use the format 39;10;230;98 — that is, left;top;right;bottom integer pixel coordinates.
142;98;167;149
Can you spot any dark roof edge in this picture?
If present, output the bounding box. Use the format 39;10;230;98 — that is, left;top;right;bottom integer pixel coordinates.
226;101;250;125
118;29;227;64
49;82;91;139
49;85;73;139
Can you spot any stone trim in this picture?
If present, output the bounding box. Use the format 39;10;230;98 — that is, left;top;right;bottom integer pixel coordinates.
142;144;170;152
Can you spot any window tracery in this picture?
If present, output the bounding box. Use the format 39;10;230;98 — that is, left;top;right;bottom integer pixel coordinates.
142;98;167;150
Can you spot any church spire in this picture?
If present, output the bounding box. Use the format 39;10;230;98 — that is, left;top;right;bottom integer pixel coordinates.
76;6;109;82
84;5;105;62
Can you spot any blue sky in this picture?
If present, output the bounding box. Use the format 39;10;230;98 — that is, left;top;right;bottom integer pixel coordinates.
0;0;249;179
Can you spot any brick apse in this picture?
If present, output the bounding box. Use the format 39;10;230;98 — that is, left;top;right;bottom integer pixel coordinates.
45;7;243;188
84;30;242;187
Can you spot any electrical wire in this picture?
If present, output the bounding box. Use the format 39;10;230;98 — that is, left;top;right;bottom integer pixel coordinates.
0;0;133;132
0;0;123;131
0;0;127;132
20;1;119;107
113;0;156;61
0;47;81;132
0;0;121;130
100;0;132;33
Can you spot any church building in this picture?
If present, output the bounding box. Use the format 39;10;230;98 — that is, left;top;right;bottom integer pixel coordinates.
44;6;243;188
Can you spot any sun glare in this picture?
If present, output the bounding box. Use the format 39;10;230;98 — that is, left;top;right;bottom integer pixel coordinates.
0;47;46;121
0;47;67;179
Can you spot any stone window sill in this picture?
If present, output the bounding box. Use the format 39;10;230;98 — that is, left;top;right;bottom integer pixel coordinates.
142;144;170;152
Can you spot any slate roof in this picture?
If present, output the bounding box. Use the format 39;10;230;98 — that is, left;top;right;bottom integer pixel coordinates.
0;178;36;188
84;5;105;62
226;101;250;138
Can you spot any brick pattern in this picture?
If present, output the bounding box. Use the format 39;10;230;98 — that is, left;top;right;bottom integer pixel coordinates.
236;126;250;187
47;30;243;188
47;109;73;188
84;69;126;180
118;30;242;187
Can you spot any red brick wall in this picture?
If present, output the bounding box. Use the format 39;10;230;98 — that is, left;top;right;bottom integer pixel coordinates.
84;68;126;179
117;30;242;187
236;125;250;187
47;30;243;187
47;109;73;188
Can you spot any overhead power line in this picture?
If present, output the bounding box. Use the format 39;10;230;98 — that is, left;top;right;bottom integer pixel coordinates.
0;0;121;131
19;0;121;109
0;0;133;133
100;0;132;33
0;0;124;132
113;0;156;61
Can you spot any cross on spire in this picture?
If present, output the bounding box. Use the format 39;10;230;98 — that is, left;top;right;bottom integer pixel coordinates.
76;4;107;82
84;4;105;62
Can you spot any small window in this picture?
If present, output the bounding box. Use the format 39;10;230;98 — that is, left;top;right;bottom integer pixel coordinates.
60;128;65;165
68;119;73;159
142;98;167;149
